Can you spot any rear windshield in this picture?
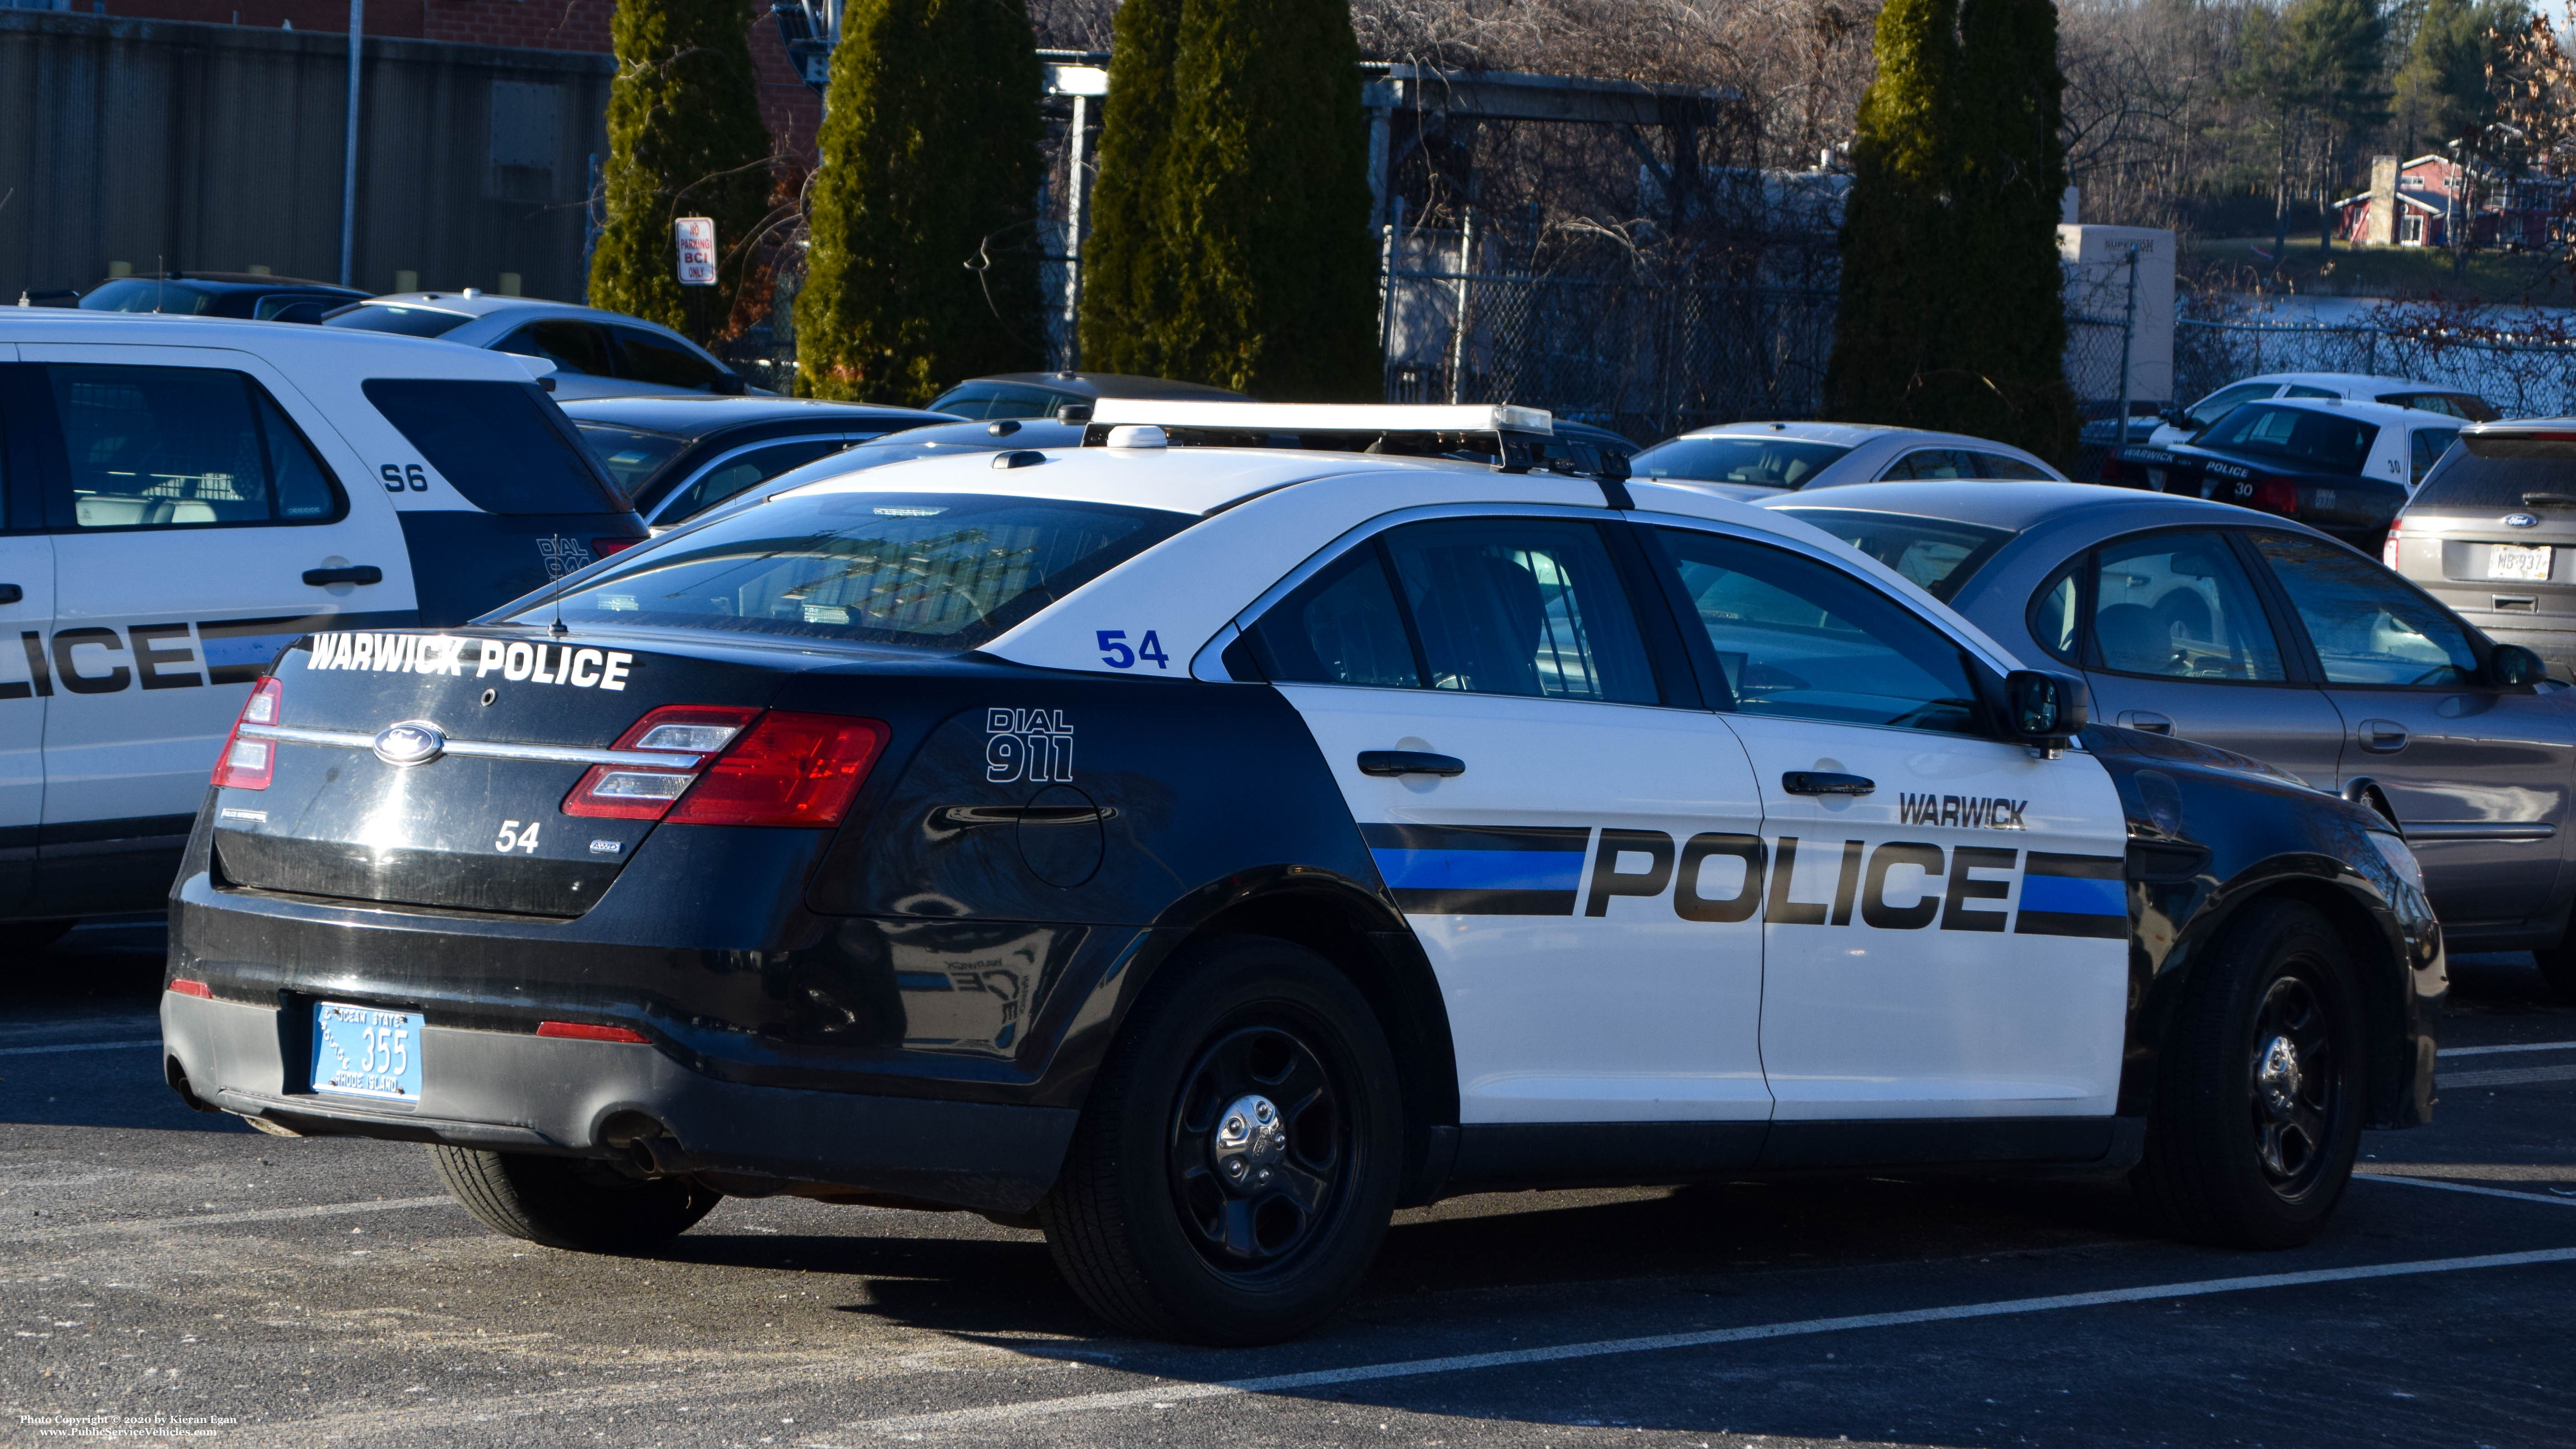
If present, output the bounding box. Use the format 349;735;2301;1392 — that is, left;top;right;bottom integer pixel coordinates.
2196;404;2378;474
363;379;625;515
1773;508;2015;602
575;423;689;502
509;492;1191;649
2415;432;2576;509
1631;436;1853;488
324;303;474;338
79;278;218;314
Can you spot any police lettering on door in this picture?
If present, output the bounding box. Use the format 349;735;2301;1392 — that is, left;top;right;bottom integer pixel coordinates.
0;616;328;698
1361;822;2126;939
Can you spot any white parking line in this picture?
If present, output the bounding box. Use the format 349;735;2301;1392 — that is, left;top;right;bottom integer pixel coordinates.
0;1195;456;1246
2357;1173;2576;1208
2439;1039;2576;1058
828;1246;2576;1438
0;1038;160;1058
2440;1063;2576;1089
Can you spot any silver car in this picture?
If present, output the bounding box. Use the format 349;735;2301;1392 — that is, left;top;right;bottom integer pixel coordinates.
1631;421;2063;499
1762;479;2570;998
2388;418;2576;684
322;292;749;399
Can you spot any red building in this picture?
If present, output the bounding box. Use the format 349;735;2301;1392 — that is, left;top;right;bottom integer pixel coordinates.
2333;153;2565;251
92;0;822;157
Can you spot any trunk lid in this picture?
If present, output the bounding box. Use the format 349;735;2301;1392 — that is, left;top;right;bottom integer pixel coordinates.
210;628;785;916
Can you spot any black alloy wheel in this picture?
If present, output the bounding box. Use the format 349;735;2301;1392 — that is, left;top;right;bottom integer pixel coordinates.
1166;1023;1349;1277
1040;934;1403;1345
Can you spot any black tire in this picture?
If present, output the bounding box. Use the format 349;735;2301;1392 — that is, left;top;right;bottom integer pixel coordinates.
429;1146;720;1254
1038;934;1405;1345
2132;899;2366;1249
2532;939;2576;1006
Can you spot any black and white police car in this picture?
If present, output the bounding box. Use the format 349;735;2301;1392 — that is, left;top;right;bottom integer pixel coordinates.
0;311;641;945
160;405;2442;1344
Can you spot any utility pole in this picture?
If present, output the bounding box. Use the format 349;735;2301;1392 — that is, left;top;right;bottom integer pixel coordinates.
338;0;364;287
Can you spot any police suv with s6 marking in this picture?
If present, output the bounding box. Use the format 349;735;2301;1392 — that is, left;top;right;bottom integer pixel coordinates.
160;404;2442;1345
0;312;642;943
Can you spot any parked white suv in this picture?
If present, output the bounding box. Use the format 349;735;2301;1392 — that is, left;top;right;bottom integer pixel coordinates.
0;311;642;946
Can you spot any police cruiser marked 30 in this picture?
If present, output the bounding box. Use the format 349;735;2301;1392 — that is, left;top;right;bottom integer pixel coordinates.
161;403;2443;1345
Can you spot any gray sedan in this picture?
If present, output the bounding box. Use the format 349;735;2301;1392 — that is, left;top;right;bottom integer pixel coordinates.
1631;420;2063;498
322;292;748;399
1758;480;2571;994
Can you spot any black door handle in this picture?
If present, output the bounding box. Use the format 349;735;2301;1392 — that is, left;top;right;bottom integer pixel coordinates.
0;585;21;605
302;566;384;586
1783;770;1875;797
2358;718;2408;753
1359;750;1466;778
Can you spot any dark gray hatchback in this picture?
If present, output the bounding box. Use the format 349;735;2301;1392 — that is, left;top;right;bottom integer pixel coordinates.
1762;481;2574;998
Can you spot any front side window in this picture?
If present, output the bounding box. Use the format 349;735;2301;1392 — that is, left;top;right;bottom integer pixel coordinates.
2089;532;2287;681
499;322;615;377
1630;435;1852;488
1381;518;1657;703
364;379;622;516
511;492;1189;649
2251;532;2481;686
1773;508;2013;604
47;365;341;530
2197;404;2378;475
1653;527;1985;735
1880;449;1976;480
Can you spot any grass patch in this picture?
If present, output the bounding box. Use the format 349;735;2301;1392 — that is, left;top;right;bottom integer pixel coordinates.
2183;235;2576;305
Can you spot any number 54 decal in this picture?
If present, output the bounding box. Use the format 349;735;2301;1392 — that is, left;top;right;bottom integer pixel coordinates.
1096;630;1169;670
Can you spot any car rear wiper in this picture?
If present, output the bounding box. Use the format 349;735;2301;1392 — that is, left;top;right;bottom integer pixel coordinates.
2523;492;2576;507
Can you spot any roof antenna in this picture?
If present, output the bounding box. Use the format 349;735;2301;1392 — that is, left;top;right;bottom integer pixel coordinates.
548;542;571;638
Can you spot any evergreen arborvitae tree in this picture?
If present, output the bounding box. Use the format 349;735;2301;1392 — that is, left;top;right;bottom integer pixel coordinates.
1080;0;1380;400
589;0;773;345
1824;0;2076;464
796;0;1044;404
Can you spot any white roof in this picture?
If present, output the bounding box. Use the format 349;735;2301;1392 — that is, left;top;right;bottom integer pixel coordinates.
1087;399;1555;434
2225;394;2458;428
2220;371;2468;395
0;309;540;380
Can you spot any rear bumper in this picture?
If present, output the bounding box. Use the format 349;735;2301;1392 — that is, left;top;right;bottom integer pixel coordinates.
161;989;1077;1214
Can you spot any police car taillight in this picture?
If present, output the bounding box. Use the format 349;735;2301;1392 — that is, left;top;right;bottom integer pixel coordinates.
562;705;758;820
666;712;890;827
211;678;283;791
593;537;642;557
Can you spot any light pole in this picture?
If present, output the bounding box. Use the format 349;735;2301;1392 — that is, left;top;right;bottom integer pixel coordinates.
338;0;364;287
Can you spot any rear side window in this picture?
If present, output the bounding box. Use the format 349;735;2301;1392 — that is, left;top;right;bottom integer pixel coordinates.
2090;532;2287;681
1247;545;1422;688
77;279;217;315
574;422;686;502
2416;432;2576;508
654;438;847;524
2281;384;2341;399
1631;435;1851;487
1381;518;1658;703
2410;428;2459;485
2380;391;2497;422
499;321;615;377
2197;404;2377;475
612;328;727;390
323;303;473;338
514;492;1190;648
47;364;342;530
363;379;622;516
928;383;1074;421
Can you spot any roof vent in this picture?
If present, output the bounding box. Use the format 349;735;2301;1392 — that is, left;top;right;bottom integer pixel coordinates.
1106;425;1168;450
991;450;1049;470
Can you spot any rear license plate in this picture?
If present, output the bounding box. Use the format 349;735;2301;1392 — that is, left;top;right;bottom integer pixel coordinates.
311;1002;423;1102
2492;544;2554;582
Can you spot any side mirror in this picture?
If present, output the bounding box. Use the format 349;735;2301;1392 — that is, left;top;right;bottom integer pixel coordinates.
708;372;748;396
2488;643;2546;686
2005;669;2089;749
1598;450;1633;481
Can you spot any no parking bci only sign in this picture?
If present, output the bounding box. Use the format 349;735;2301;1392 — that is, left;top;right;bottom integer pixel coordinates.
674;217;716;286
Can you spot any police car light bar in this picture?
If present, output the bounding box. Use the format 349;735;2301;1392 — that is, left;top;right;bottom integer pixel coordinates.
1086;400;1555;435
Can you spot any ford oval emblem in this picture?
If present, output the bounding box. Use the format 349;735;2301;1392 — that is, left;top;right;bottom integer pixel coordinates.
372;721;446;767
2506;512;2541;528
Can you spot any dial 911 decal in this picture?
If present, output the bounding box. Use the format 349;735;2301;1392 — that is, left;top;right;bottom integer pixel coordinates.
986;707;1075;783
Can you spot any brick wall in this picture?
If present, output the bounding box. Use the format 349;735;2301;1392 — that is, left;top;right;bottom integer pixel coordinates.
89;0;819;156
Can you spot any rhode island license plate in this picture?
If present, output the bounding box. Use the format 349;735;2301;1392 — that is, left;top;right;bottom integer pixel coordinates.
311;1002;424;1102
2492;543;2554;582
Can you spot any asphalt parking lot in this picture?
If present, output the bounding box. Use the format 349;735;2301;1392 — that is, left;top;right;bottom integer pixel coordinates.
0;922;2569;1449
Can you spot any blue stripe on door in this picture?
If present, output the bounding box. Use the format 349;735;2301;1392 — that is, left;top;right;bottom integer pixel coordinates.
1369;848;1588;893
2017;873;2126;917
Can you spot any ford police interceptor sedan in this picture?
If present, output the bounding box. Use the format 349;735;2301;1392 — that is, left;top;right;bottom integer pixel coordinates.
159;408;2443;1345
